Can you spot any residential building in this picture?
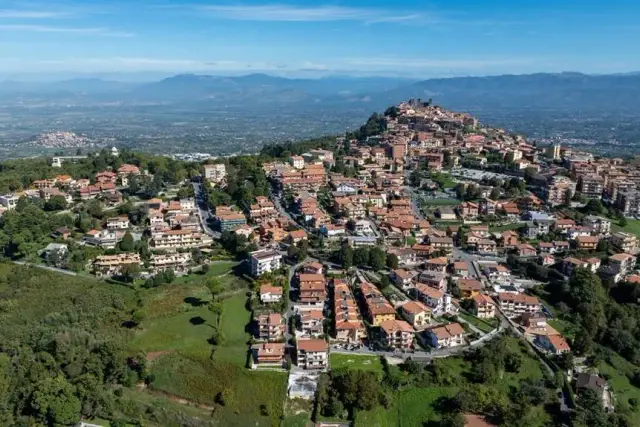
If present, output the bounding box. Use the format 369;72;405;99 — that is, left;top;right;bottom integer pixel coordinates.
477;239;497;255
399;300;431;328
0;194;19;210
473;294;496;319
545;176;576;207
333;280;366;343
578;175;604;199
424;257;448;274
458;279;482;298
256;313;285;341
498;293;541;318
251;343;286;369
412;284;452;316
215;211;247;231
417;271;447;292
575;235;599;251
429;236;454;253
92;253;142;277
106;215;130;230
299;309;324;337
426;323;465;349
615;190;640;217
151;230;213;250
517;243;537;257
561;257;588;277
536;334;571;355
149;252;191;273
379;319;415;350
611;231;638;253
584;215;611;235
250;250;282;277
83;229;118;249
204;163;227;184
606;253;637;277
296;339;328;370
260;284;283;304
290;155;305;169
392;268;415;288
299;274;327;304
360;281;396;326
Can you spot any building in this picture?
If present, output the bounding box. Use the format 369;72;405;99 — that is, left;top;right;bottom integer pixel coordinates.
399;300;431;328
149;252;192;273
92;253;142;277
412;284;452;316
299;309;324;337
204;163;227;184
498;293;541;318
615;190;640;217
578;175;604;199
106;215;130;230
151;230;213;250
251;343;286;369
250;250;282;277
473;294;496;319
290;155;305;169
584;216;611;235
0;194;18;210
379;319;415;350
260;284;283;304
575;235;599;251
429;236;454;253
298;274;327;304
545;176;576;207
215;211;247;231
611;231;638;253
426;323;465;349
83;229;118;249
296;339;328;370
360;281;396;326
607;253;637;277
536;334;571;355
458;279;482;298
256;313;285;341
333;279;366;343
477;239;497;255
392;268;415;288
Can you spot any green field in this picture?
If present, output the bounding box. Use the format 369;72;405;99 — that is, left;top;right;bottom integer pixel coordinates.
330;354;383;374
420;198;460;206
611;219;640;238
458;312;499;334
598;352;640;424
489;222;525;233
547;319;578;341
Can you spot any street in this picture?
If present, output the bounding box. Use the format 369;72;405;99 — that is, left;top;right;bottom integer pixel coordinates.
192;180;221;238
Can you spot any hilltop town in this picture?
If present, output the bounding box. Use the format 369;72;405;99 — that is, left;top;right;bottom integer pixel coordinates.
1;100;640;426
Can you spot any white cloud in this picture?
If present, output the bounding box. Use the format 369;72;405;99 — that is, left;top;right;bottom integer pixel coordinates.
199;4;423;23
0;24;134;37
0;9;70;18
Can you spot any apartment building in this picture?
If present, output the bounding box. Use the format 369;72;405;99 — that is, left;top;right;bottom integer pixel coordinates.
151;230;213;250
545;176;576;206
251;343;286;369
83;229;118;249
607;253;637;277
299;309;324;337
204;163;227;184
250;250;282;277
412;284;452;316
259;284;283;304
615;190;640;216
93;253;142;277
298;274;327;304
106;215;130;230
426;323;465;349
0;194;18;210
360;281;396;326
399;300;431;328
578;174;604;199
498;293;541;318
575;235;599;251
149;252;191;273
256;313;285;341
473;294;496;319
333;280;366;343
215;211;247;231
584;216;611;235
379;319;415;350
611;231;638;253
296;339;328;370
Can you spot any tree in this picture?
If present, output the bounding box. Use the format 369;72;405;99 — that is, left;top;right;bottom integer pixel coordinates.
131;308;146;326
44;195;68;211
489;187;501;200
369;247;386;270
339;243;353;269
584;199;604;215
119;263;140;283
572;388;609;427
440;412;465;427
30;376;82;426
353;247;370;267
386;253;399;269
619;217;628;228
119;231;135;252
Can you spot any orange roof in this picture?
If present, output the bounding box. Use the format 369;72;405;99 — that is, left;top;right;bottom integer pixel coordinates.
380;319;414;334
297;339;328;352
401;300;430;315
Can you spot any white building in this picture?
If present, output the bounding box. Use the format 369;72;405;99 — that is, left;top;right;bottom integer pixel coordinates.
0;194;18;210
204;164;227;184
290;156;305;169
150;252;192;273
250;249;282;277
180;198;196;211
106;215;130;230
413;284;452;316
296;339;328;370
151;230;213;250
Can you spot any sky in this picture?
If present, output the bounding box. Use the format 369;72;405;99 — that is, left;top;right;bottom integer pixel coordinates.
1;0;639;80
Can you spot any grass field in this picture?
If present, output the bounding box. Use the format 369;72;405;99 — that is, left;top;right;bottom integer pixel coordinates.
598;351;640;424
282;399;312;427
421;198;460;206
611;219;640;238
547;319;578;341
330;354;383;374
458;312;499;334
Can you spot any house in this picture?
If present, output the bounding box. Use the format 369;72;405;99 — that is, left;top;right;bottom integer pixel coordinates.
296;339;328;370
92;253;142;277
473;294;496;318
302;262;323;275
437;207;456;220
260;285;283;304
425;256;448;274
426;323;465;349
287;229;308;244
41;243;68;261
417;271;447;292
453;261;469;277
477;239;497;255
412;284;452;316
299;309;324;337
399;300;431;328
501;230;519;248
458;201;479;218
320;223;346;237
106;215;130;230
392;268;415;288
606;253;637;278
83;229;118;249
52;226;72;240
379;319;415;350
299;274;327;304
562;257;588;276
584;216;611;235
553;218;576;233
575;235;599;251
575;373;606;400
536;334;571;355
517;243;537;257
429;236;454;253
458;279;482;298
251;343;286;369
333;280;366;343
250;250;282;277
256;313;285;341
497;293;541;318
483;264;510;281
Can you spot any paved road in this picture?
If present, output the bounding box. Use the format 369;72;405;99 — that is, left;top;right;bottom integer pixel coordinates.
192;180;221;239
13;261;78;276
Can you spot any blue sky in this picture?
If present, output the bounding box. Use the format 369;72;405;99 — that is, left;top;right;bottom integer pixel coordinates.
1;0;639;80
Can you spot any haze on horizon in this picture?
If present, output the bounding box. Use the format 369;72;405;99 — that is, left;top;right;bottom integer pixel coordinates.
1;0;639;81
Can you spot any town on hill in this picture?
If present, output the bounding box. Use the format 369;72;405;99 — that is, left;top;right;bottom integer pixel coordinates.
1;100;640;426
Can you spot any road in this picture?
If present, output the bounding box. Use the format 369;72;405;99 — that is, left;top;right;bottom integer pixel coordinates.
13;261;78;276
192;180;221;239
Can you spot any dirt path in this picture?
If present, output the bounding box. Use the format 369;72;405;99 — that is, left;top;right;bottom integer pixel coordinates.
144;388;216;411
146;350;173;362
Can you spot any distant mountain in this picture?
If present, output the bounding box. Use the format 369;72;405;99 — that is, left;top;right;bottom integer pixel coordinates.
378;72;640;113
